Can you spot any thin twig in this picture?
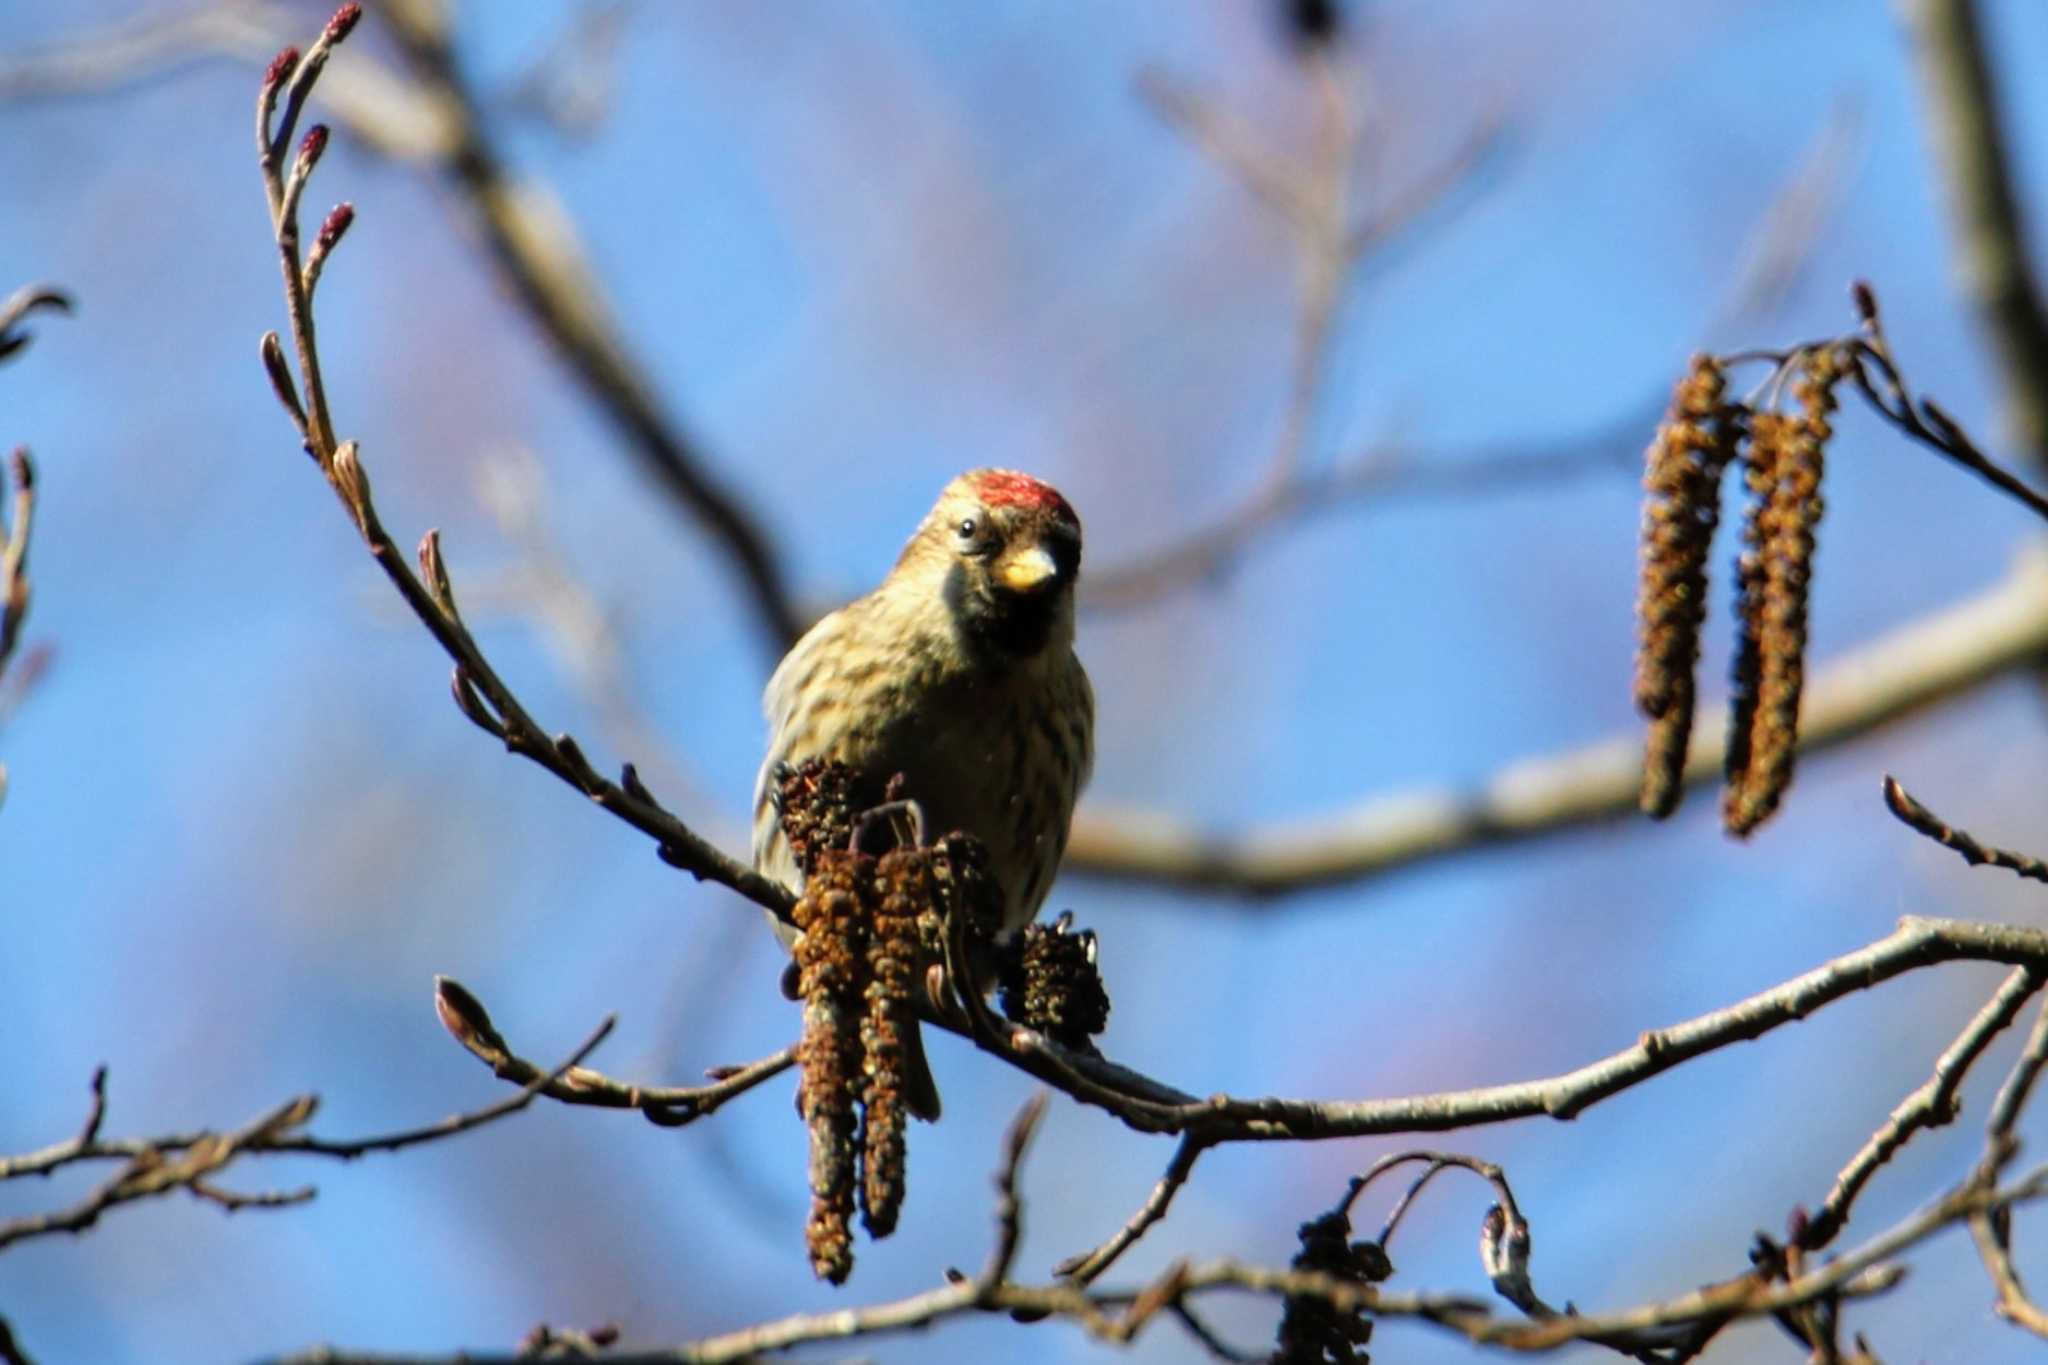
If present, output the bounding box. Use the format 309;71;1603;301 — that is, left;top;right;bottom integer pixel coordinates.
433;976;792;1127
1094;64;1512;611
1964;994;2048;1338
0;284;69;362
248;16;794;923
1898;0;2048;470
262;1162;2045;1364
376;0;802;651
1989;996;2048;1140
0;4;800;650
1083;416;1641;611
0;448;35;688
1055;1131;1209;1284
0;1316;33;1365
1884;774;2048;885
1806;964;2043;1247
1970;1209;2048;1338
0;1017;607;1252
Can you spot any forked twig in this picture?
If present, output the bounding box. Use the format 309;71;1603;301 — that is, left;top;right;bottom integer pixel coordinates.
432;976;793;1127
250;9;794;924
0;1017;612;1253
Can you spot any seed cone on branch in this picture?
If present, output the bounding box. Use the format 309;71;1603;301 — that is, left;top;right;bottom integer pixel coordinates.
999;914;1111;1053
1635;355;1741;818
1272;1201;1393;1365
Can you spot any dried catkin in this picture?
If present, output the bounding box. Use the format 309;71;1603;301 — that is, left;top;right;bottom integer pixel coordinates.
1726;349;1838;836
860;849;927;1237
1635;355;1740;817
793;850;868;1283
1000;918;1111;1052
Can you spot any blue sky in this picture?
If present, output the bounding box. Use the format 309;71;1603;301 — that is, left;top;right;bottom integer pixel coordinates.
4;2;2048;1362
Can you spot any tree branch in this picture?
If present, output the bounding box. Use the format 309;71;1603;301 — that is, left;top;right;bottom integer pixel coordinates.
249;22;795;923
257;1122;2048;1364
1883;773;2048;884
1806;964;2042;1247
1068;549;2048;895
1898;0;2048;470
374;0;803;651
432;976;793;1127
0;1017;611;1253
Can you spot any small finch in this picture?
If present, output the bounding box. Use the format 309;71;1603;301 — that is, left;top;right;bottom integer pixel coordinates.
754;469;1094;1119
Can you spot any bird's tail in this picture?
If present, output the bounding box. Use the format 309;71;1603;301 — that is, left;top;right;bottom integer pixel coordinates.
905;1023;942;1122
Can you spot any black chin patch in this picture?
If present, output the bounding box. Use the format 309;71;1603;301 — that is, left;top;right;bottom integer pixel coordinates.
946;561;1058;659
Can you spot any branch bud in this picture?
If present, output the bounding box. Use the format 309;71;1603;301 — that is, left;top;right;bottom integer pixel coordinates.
297;123;329;175
325;4;363;44
264;46;301;90
316;202;354;255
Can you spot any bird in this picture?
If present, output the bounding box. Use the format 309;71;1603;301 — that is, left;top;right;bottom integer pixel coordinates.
753;469;1094;1119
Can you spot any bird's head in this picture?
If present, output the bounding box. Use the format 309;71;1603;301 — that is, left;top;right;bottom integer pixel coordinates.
896;469;1082;660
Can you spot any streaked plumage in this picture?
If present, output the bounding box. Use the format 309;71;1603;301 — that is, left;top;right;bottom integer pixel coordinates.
753;469;1094;1118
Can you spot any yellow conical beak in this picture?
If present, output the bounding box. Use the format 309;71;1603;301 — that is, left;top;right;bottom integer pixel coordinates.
997;544;1060;595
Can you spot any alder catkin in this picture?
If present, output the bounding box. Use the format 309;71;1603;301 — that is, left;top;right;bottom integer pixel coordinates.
1635;355;1740;817
793;850;867;1284
859;849;927;1237
1726;348;1839;836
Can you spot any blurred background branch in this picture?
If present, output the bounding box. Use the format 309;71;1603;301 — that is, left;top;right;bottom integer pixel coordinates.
1069;546;2048;895
0;1;803;651
1899;0;2048;470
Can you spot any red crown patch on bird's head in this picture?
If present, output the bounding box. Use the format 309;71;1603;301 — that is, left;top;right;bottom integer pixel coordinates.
969;469;1079;531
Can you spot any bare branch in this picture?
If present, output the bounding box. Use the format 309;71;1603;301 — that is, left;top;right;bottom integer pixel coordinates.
433;976;793;1127
262;1158;2045;1364
1884;774;2048;885
1970;1210;2048;1339
0;1316;34;1365
1965;995;2048;1338
0;1017;611;1255
1093;62;1515;612
1845;286;2048;525
374;0;802;650
1055;1131;1208;1284
1069;548;2048;895
1083;418;1640;613
951;917;2048;1143
0;448;35;690
1898;0;2048;469
0;4;800;648
248;24;794;922
0;284;69;362
1807;964;2043;1247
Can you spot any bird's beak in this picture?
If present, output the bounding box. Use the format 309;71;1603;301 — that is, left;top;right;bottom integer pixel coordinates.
997;543;1061;596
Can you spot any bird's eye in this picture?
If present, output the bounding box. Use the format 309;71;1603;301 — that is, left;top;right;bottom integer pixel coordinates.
956;517;978;541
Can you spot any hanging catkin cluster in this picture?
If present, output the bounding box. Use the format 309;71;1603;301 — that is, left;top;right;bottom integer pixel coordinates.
999;914;1111;1052
774;761;1008;1281
1270;1199;1394;1365
1633;347;1840;835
